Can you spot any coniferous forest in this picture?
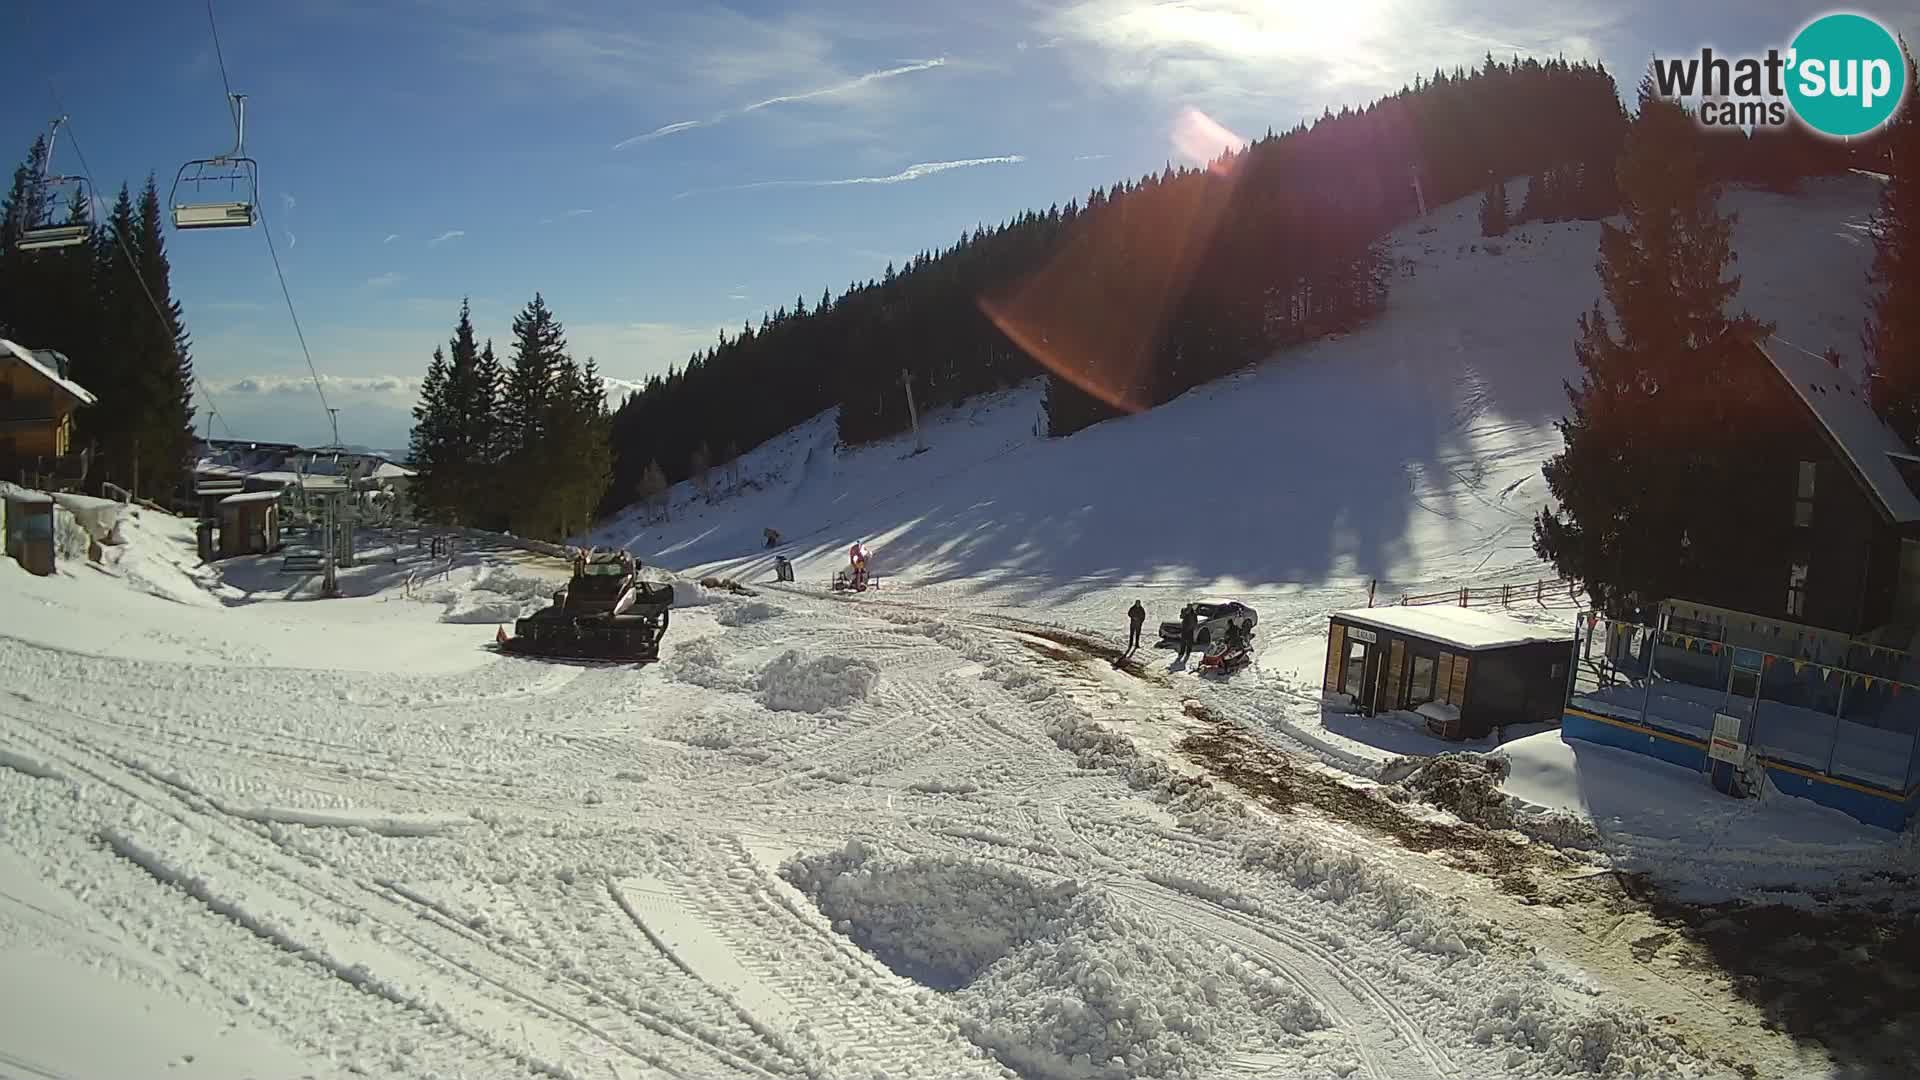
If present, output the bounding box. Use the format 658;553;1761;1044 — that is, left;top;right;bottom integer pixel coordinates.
600;54;1893;521
0;136;195;502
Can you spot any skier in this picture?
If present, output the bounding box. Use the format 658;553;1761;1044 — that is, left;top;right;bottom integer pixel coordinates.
1126;600;1146;654
1177;604;1199;663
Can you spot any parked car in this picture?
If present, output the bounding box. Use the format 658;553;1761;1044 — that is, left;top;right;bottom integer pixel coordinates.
1158;600;1258;645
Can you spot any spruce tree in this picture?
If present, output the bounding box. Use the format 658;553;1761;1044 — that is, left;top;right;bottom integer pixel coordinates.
1479;174;1508;237
502;293;565;460
133;177;194;500
1534;77;1770;618
1865;42;1920;447
409;347;453;520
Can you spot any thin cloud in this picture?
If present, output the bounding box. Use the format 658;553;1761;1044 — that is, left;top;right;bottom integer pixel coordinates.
678;154;1024;198
612;120;705;149
285;230;297;250
613;58;946;149
1074;153;1110;161
281;192;297;211
382;233;400;244
428;229;466;247
566;208;593;217
211;373;421;397
739;58;946;112
365;272;405;288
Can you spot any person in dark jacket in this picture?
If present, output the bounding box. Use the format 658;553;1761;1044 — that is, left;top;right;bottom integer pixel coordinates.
1177;604;1199;662
1126;601;1146;653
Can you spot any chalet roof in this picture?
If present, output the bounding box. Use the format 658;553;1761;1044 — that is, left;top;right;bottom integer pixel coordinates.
0;339;97;407
1757;337;1920;525
1332;605;1574;652
219;490;283;506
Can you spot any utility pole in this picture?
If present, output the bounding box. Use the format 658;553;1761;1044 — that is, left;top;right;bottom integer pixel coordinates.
327;408;341;448
900;369;926;454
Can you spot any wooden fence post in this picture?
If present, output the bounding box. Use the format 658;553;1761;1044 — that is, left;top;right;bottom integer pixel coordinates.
1367;579;1376;607
1502;584;1510;605
1459;587;1468;607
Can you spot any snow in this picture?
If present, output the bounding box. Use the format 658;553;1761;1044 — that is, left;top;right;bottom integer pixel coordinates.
1334;604;1574;651
1499;731;1905;899
1757;336;1920;523
0;178;1899;1080
0;337;96;405
216;489;282;506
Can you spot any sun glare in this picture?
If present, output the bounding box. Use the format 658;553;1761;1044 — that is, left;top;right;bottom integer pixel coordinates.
1113;0;1392;61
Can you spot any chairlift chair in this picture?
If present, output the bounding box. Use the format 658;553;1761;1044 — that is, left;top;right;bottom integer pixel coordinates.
13;117;93;253
170;93;258;231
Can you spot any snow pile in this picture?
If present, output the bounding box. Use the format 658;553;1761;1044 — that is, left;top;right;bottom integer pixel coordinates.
1238;835;1479;959
1467;986;1704;1078
426;565;555;624
50;492;125;545
660;637;752;692
664;575;725;607
754;650;880;713
1382;752;1516;829
781;841;1327;1079
53;505;90;563
715;599;787;627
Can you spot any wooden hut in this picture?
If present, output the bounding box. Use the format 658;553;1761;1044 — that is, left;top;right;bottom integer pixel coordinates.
216;490;282;558
1324;605;1576;739
1;485;55;575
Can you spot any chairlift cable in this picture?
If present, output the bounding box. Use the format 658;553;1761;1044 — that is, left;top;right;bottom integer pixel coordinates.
17;14;235;440
202;0;336;446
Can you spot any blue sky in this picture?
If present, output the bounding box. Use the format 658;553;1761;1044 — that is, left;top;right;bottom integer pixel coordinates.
5;0;1915;451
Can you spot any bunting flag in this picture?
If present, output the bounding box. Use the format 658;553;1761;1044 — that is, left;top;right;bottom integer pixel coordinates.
1761;655;1775;670
1792;660;1807;675
1862;676;1876;691
1708;642;1721;656
1821;665;1834;680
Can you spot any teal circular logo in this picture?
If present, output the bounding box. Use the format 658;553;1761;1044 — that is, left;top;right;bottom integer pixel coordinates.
1786;13;1907;137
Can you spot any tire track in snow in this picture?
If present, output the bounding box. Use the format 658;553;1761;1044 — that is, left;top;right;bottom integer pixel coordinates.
1108;877;1459;1080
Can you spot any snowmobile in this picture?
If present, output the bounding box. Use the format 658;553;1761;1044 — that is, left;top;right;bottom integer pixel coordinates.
1196;625;1253;676
498;549;673;663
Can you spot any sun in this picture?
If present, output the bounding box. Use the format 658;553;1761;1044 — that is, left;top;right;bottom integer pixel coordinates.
1111;0;1392;63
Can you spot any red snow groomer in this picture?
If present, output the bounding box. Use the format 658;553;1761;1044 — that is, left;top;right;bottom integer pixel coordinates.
832;542;880;592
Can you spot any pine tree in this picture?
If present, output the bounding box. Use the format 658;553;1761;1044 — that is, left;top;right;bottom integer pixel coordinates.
1535;78;1771;618
408;347;454;520
689;442;711;498
502;293;565;460
1866;42;1920;447
1479;174;1508;237
132;177;194;500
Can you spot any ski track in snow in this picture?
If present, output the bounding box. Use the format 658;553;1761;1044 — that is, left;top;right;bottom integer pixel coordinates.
6;179;1895;1080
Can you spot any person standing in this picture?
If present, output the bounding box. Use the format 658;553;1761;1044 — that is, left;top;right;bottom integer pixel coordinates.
1126;601;1146;653
1178;604;1199;662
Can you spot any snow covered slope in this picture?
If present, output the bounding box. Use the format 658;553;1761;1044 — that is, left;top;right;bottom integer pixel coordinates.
588;176;1884;650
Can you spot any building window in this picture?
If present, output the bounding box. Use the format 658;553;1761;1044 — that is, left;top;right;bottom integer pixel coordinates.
1407;654;1437;706
1787;562;1809;618
1341;640;1367;699
1794;461;1816;528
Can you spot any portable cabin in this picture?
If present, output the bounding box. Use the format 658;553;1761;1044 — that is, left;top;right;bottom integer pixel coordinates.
216;490;282;558
1324;606;1576;739
1;485;56;575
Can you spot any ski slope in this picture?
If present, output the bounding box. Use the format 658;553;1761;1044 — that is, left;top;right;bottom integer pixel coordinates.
1;177;1904;1080
589;176;1885;661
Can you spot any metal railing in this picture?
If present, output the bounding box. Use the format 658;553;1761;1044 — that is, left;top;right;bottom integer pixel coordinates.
1569;614;1920;795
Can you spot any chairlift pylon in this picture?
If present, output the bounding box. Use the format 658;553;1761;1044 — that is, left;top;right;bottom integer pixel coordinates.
14;117;93;253
170;93;258;231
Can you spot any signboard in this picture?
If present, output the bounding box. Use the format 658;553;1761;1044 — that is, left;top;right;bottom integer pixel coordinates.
1709;712;1748;764
1347;626;1378;645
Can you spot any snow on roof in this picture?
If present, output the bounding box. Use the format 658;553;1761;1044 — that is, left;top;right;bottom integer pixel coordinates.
0;480;52;505
1758;338;1920;525
0;338;96;406
1332;604;1573;651
371;461;416;479
218;490;283;506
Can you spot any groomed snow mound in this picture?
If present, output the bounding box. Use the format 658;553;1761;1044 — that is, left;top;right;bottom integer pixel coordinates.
414;564;556;624
782;841;1327;1079
754;650;880;713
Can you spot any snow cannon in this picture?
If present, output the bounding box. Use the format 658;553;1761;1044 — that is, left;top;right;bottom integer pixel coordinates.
498;548;673;663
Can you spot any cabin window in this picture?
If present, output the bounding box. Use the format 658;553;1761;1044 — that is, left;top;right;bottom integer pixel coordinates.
1407;653;1437;707
1793;461;1816;528
1786;562;1808;618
